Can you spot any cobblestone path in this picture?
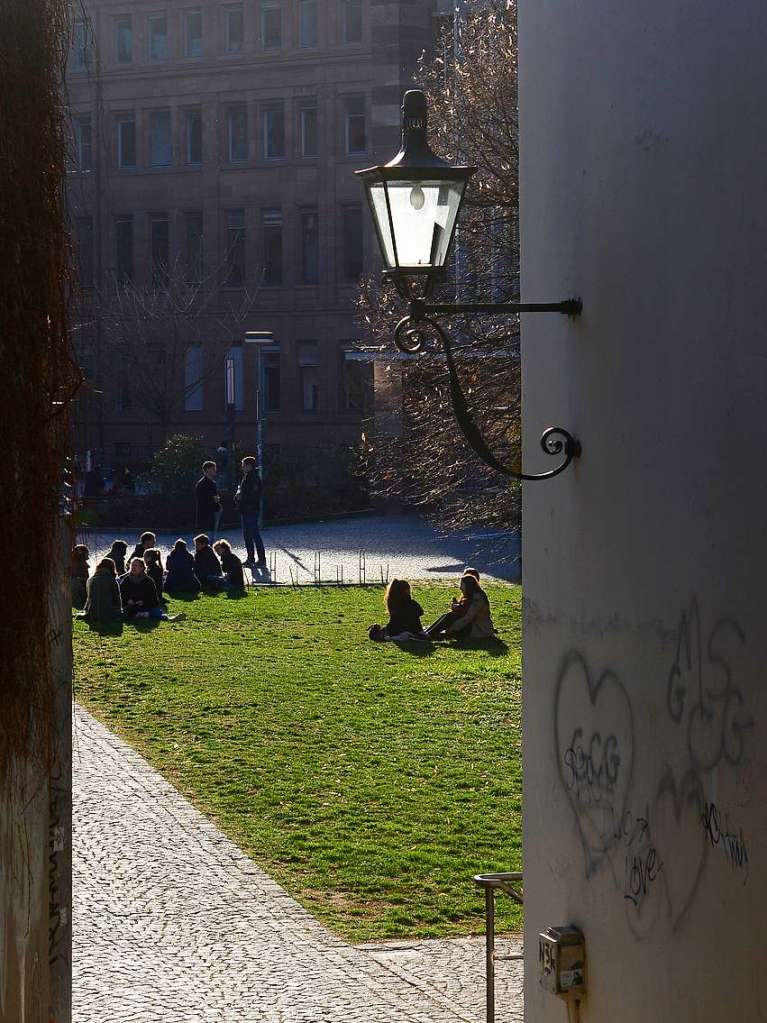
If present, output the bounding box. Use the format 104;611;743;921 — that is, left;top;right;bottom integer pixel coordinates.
73;707;523;1022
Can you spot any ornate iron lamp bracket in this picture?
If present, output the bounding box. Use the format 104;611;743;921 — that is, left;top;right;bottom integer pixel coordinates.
392;298;582;482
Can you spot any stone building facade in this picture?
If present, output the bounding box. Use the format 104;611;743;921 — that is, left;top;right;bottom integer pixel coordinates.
66;0;440;470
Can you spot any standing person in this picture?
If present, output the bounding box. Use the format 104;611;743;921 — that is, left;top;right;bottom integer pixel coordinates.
82;558;122;623
235;456;266;570
195;461;220;537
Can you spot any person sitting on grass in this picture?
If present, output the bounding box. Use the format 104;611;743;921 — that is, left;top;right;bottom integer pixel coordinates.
128;531;158;567
193;533;226;592
143;548;167;604
106;539;128;576
368;579;427;642
118;558;184;621
82;557;122;623
164;539;201;595
425;572;496;641
213;539;245;592
71;544;90;609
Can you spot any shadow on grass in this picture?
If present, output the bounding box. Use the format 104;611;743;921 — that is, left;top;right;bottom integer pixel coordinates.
225;589;249;600
83;619;124;637
165;591;202;602
447;636;509;657
391;638;436;658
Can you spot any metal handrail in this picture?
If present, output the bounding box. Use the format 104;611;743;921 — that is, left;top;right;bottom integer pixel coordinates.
474;872;524;1023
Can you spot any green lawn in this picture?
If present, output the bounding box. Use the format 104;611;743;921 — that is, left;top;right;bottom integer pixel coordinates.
73;584;522;941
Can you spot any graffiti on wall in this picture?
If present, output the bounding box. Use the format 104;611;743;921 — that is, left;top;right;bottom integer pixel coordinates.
555;598;753;937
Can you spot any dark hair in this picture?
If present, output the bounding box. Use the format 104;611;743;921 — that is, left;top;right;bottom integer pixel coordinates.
194;533;209;546
109;539;128;554
384;578;411;614
460;574;482;598
143;547;161;564
463;567;480;582
173;538;187;551
202;460;216;471
139;531;156;545
129;557;146;571
96;557;117;577
213;539;231;554
72;544;89;564
242;456;257;468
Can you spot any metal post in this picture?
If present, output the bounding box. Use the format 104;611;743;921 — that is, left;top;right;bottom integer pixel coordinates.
256;345;264;530
485;886;495;1023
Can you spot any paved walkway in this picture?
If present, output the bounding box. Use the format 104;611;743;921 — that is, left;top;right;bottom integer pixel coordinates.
85;514;521;585
73;707;524;1022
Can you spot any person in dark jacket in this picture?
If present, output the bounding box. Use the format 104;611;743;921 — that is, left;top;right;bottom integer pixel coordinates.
143;548;166;603
369;579;427;641
164;539;201;595
119;558;162;618
193;534;226;591
213;539;245;592
71;544;91;609
128;531;158;566
83;558;122;622
106;539;128;576
235;456;266;569
195;461;220;535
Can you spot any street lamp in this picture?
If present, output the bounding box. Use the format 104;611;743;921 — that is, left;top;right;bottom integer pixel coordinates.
224;352;237;489
356;89;582;481
244;330;276;527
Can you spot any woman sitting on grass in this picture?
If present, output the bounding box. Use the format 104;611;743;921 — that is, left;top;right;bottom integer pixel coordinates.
143;547;166;602
82;557;122;622
119;558;184;622
369;579;427;641
213;539;245;592
164;539;201;595
426;571;496;641
106;539;128;576
71;544;90;609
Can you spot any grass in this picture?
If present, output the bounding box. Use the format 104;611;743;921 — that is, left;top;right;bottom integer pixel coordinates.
73;583;523;942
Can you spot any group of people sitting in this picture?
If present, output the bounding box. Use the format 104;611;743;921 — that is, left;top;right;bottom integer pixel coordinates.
369;569;496;643
71;530;247;623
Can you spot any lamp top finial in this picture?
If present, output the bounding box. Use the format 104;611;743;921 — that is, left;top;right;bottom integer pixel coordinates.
402;89;428;132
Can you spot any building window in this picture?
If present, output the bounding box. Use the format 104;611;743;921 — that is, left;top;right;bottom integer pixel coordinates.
341;0;362;43
184;9;203;57
73;115;92;171
185;108;202;164
300;208;318;284
297;341;319;412
261;348;281;413
116;116;136;169
224;5;244;53
299;102;318;157
224;346;244;410
71;18;90;70
224;209;246;286
148;14;168;60
149;110;172;167
115;216;134;283
115;14;133;62
344;95;366;154
262;208;282;286
298;0;318;47
342;205;363;281
227;106;248;162
184;211;204;282
150;214;170;287
184;345;204;411
342;353;373;413
261;0;281;47
74;216;94;287
263;103;284;159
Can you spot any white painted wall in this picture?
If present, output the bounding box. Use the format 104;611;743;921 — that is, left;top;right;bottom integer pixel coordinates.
519;2;767;1020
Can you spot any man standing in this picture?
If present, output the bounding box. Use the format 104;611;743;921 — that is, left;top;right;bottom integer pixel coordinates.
195;460;220;536
235;456;266;569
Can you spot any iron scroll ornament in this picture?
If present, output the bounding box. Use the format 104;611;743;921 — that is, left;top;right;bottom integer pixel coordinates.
393;313;581;482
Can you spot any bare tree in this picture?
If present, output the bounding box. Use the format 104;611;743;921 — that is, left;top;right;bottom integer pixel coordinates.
356;0;522;533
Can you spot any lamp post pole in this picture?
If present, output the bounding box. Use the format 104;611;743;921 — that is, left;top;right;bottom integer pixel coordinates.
225;353;236;490
244;330;276;529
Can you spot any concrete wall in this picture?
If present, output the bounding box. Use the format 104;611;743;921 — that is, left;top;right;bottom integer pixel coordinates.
519;2;767;1020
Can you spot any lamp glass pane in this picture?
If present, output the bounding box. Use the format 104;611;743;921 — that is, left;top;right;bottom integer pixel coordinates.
366;181;396;267
386;178;465;268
